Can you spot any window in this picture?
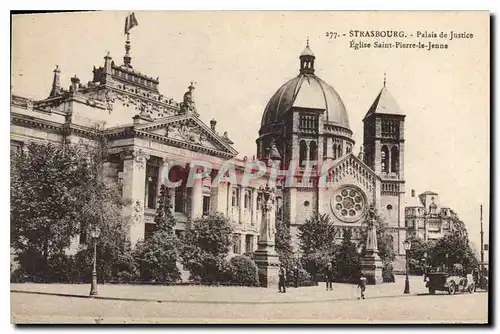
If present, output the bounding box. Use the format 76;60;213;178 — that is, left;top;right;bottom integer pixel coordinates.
145;164;159;209
256;193;262;210
391;146;399;173
203;195;210;216
145;223;157;240
299;140;307;166
381;146;389;173
245;235;254;253
233;234;241;254
244;189;252;209
10;140;23;154
175;186;185;213
309;141;317;162
232;187;240;207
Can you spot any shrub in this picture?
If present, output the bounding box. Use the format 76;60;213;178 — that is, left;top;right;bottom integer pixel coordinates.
133;230;181;284
228;255;259;286
286;267;315;287
180;213;233;284
382;262;395;283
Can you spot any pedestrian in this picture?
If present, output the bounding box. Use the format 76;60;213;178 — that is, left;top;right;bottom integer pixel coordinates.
357;272;367;300
293;265;299;288
325;263;334;291
278;265;286;293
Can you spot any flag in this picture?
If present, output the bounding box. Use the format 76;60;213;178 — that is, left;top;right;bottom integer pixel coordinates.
124;12;139;35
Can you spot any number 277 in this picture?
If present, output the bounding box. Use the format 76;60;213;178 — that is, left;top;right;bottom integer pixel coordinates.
325;32;338;39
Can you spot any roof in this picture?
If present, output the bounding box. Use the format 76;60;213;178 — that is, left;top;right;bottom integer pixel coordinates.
405;195;424;207
261;74;349;129
364;86;404;119
420;190;439;196
300;45;315;57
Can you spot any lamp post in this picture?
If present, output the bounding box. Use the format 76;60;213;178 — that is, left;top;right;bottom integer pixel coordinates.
89;225;101;297
445;253;449;273
422;251;428;282
403;239;411;294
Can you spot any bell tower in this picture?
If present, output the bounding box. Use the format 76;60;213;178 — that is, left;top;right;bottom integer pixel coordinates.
363;75;406;256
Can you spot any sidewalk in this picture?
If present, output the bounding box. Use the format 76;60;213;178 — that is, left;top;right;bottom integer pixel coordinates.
11;275;429;304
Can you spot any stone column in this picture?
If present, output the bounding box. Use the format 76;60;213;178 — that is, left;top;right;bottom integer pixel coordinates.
121;148;149;246
238;186;245;224
361;212;383;284
226;183;232;216
190;166;203;220
253;183;280;287
209;170;221;215
252;188;258;226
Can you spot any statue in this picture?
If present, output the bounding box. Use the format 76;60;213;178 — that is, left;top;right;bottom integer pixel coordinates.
254;182;280;287
259;183;276;242
181;82;198;115
267;138;281;160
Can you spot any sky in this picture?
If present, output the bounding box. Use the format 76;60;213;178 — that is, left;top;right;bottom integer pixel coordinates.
11;11;490;253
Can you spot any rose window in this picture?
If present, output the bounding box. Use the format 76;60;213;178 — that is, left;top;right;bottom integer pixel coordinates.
331;186;367;222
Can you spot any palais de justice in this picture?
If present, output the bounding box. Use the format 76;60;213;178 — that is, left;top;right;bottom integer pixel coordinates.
12;38;417;268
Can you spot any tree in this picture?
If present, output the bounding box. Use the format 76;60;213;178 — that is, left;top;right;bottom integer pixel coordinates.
406;236;430;271
334;228;361;282
431;230;478;272
11;141;94;279
133;185;181;283
11;124;136;283
298;213;336;282
180;213;233;284
275;218;295;270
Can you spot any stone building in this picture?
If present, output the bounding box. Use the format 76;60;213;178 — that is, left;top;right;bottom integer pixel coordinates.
256;41;407;262
10;40;267;255
404;189;463;241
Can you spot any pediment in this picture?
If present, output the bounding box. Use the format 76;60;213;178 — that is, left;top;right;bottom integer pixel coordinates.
321;153;379;192
135;115;237;156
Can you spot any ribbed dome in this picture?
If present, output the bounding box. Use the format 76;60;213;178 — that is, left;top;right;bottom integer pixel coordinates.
261;74;350;129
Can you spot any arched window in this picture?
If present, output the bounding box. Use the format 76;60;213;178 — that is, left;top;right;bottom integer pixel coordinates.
381;145;389;173
309;141;317;162
337;144;342;158
299;140;307;166
323;139;328;158
391;146;399;174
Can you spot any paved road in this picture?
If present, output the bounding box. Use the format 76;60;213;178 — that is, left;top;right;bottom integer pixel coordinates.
11;287;488;324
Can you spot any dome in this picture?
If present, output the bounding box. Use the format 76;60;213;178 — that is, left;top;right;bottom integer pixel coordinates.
261;74;350;129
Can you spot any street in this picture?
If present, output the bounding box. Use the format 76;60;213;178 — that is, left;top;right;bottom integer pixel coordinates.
11;276;488;324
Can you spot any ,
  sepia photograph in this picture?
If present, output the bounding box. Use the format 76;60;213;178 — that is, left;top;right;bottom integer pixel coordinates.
9;10;490;324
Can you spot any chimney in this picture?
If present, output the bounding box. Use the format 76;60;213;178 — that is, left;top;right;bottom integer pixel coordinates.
210;118;217;131
411;189;415;197
70;75;80;93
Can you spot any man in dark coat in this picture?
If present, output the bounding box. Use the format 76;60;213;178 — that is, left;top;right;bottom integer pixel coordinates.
278;265;286;293
358;273;367;299
325;263;334;291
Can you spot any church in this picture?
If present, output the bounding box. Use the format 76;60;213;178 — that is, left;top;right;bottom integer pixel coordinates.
10;33;407;266
258;41;407;259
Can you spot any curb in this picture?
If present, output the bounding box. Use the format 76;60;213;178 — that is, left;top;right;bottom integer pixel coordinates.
11;289;429;305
